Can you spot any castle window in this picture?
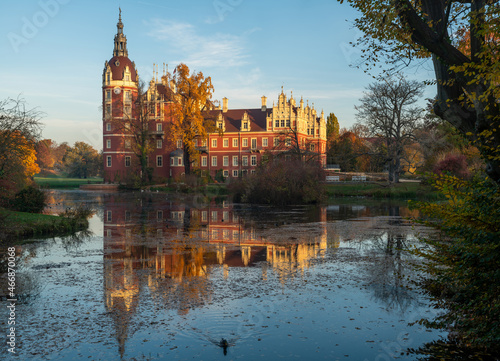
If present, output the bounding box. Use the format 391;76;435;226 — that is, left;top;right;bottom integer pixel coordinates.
286;119;290;127
106;211;112;222
263;138;268;147
223;170;229;178
106;104;111;116
106;90;111;100
223;156;229;166
125;91;131;100
106;123;111;131
125;156;131;167
125;75;130;81
211;156;217;167
218;121;223;129
233;170;238;177
201;156;207;167
211;139;217;148
106;73;110;84
106;156;112;167
157;140;162;149
243;122;248;130
280;119;285;127
242;156;248;166
275;120;279;127
156;155;163;167
106;139;111;149
232;156;238;166
251;138;257;149
274;138;279;146
251;155;257;166
156;123;162;132
242;138;248;147
232;138;238;147
223;138;229;147
125;139;131;148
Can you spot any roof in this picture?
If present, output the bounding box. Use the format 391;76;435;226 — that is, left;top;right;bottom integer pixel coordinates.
170;149;183;156
156;83;176;102
106;55;138;82
208;108;271;132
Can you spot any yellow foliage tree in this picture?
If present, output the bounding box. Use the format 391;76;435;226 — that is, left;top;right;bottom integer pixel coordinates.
168;63;216;175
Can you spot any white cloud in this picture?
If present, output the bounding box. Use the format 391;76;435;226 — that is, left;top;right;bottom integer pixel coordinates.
146;18;249;68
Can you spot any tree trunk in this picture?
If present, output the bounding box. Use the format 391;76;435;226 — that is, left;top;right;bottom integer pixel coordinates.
184;148;191;175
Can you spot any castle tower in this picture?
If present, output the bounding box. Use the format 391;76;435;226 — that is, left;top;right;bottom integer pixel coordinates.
102;9;139;183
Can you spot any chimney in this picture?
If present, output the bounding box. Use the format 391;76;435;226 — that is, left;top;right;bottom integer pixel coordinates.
261;96;267;111
222;97;228;112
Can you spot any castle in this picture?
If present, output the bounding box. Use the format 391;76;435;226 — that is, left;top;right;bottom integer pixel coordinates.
102;11;327;183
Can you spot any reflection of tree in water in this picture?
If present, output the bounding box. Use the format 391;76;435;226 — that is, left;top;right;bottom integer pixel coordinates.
342;206;425;313
408;339;500;361
0;247;41;305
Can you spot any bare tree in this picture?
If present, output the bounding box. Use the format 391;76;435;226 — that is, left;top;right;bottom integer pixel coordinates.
113;81;155;184
273;126;322;164
356;76;425;183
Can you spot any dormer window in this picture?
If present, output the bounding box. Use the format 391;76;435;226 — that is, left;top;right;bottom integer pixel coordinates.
217;121;224;130
241;112;250;131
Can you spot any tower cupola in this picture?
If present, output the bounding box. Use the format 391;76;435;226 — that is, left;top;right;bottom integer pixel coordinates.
113;8;128;57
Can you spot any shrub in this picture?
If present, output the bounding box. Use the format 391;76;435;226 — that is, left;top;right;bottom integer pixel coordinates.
229;158;325;205
433;153;471;179
410;174;500;351
12;186;46;213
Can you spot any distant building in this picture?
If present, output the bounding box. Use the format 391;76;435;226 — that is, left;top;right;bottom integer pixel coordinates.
102;11;326;183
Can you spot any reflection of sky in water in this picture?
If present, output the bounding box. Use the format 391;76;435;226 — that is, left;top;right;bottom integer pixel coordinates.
5;190;442;360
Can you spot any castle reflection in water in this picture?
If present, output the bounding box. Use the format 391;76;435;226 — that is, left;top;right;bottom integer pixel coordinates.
101;193;336;355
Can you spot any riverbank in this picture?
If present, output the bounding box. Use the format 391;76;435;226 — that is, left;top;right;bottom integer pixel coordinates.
34;175;103;189
0;208;89;243
325;181;441;199
145;180;440;200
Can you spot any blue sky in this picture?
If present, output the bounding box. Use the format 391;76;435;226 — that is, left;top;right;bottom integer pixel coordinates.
1;0;434;150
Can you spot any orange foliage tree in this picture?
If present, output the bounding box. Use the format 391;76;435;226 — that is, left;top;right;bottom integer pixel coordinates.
0;97;42;201
169;63;216;175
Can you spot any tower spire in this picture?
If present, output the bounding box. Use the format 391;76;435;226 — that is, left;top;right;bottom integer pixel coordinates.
113;8;128;57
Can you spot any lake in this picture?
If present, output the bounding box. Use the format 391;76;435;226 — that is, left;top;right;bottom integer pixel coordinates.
1;190;444;360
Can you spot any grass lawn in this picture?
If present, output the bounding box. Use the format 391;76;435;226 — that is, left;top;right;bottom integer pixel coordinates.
34;175;103;188
325;181;441;200
0;208;88;242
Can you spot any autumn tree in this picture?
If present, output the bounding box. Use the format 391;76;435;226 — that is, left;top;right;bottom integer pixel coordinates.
327;129;373;172
63;142;101;179
338;0;500;184
355;76;425;182
0;97;42;200
169;63;216;175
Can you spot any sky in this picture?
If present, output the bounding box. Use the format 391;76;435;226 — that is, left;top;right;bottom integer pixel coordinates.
1;0;435;150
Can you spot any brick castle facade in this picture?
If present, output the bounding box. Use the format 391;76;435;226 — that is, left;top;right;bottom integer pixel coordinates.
102;11;327;183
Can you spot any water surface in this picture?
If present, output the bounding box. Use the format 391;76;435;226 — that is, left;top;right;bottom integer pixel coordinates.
1;190;443;360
